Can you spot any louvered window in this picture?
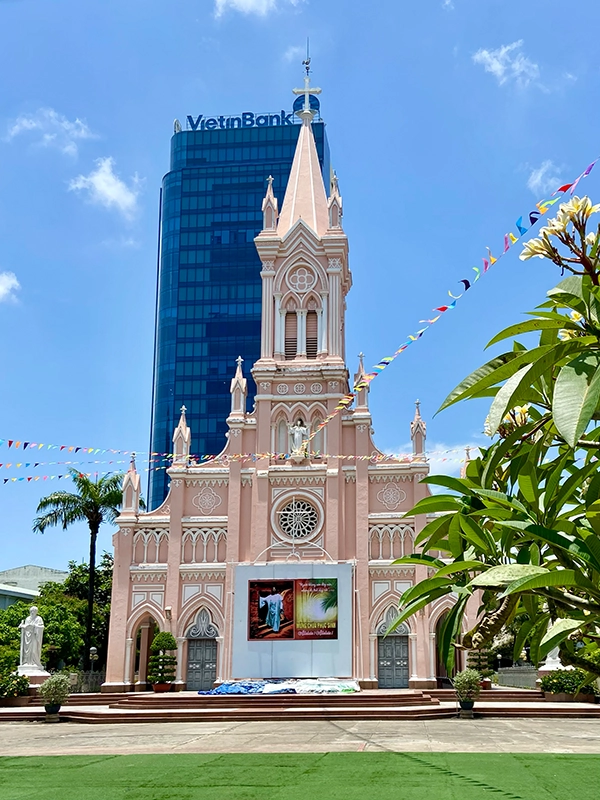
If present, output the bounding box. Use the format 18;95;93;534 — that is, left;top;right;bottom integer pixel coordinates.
306;311;318;359
284;312;297;360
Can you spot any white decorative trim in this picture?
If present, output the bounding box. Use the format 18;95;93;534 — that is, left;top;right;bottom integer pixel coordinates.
129;568;167;582
269;475;326;486
327;258;342;271
277;384;289;395
183;516;228;524
369;473;414;483
171;479;183;488
192;486;223;514
376;484;407;510
182;527;227;564
328;381;339;390
356;424;368;433
310;383;323;394
369;524;415;561
230;428;241;437
241;474;253;487
259;382;270;390
185;478;229;487
179;566;226;580
369;566;415;576
345;472;356;483
293;383;306;394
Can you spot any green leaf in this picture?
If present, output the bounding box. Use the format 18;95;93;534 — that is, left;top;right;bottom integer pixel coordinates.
500;522;600;573
517;459;540;508
486;364;534;435
458;515;495;553
434;560;485;578
408;496;463;515
419;475;475;495
437;352;524;413
553;355;600;447
415;514;452;548
500;569;586;597
469;564;547;587
486;318;572;349
391;554;446;568
539;618;583;660
481;421;539;490
386;587;450;633
399;576;454;607
547;275;584;302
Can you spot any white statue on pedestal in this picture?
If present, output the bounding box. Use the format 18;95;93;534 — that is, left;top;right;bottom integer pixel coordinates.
288;419;308;457
18;606;49;680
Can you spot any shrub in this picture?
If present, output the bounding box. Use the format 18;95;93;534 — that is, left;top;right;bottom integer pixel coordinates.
38;673;71;706
540;668;596;696
452;669;482;701
150;631;178;654
0;672;30;698
147;631;178;685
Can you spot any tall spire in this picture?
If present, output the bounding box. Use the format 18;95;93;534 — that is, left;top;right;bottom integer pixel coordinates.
172;404;191;465
410;400;427;460
277;67;328;238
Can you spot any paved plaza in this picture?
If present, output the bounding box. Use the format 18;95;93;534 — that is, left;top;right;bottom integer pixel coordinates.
1;717;599;756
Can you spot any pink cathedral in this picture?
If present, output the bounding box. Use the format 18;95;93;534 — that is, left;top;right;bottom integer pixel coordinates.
104;81;468;693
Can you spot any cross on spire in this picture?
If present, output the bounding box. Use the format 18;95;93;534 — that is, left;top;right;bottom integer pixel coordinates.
266;175;274;189
236;355;243;368
292;61;322;118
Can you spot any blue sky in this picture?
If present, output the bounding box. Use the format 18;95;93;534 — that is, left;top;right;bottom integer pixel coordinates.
1;0;599;570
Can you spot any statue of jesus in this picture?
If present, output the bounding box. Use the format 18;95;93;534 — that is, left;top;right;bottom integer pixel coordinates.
19;606;45;669
288;419;308;455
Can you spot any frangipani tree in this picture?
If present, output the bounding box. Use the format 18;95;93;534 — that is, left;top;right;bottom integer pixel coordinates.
393;197;600;680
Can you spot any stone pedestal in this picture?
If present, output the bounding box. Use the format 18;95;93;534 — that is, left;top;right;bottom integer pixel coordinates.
17;665;50;686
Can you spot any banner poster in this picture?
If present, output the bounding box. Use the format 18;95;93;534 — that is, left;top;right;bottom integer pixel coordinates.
247;579;338;641
248;580;295;640
294;578;338;640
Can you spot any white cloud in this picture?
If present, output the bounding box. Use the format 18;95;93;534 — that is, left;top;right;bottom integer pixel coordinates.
5;107;96;156
442;0;454;9
384;441;482;479
215;0;302;16
0;272;20;303
527;160;562;196
472;40;540;88
68;157;141;220
283;45;306;63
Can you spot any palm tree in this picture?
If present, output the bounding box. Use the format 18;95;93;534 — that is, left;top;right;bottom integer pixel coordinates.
33;469;125;669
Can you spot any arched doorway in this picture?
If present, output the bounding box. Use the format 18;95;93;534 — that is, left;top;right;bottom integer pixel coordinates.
186;608;218;692
377;608;409;689
132;615;159;690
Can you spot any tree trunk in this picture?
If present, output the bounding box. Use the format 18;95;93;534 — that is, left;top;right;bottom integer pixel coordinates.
85;521;100;670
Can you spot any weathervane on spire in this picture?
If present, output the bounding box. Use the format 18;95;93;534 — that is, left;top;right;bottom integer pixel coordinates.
293;38;321;119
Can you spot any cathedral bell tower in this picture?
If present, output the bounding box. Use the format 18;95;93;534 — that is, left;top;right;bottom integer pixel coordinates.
250;68;352;461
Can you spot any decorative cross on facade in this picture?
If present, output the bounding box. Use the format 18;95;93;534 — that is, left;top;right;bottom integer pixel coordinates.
180;405;187;414
236;355;243;368
292;68;322;116
266;175;274;189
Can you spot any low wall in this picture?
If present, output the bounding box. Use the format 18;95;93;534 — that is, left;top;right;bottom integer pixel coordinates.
497;666;538;689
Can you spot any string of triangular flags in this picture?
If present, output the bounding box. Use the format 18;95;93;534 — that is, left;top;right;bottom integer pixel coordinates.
307;158;599;443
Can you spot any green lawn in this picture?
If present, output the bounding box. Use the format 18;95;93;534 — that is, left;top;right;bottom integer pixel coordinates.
0;752;598;800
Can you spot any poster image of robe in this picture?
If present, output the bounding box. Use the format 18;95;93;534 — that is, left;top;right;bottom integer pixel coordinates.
248;580;295;640
294;579;338;640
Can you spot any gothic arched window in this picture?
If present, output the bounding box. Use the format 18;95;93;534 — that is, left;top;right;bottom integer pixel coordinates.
306;311;318;359
311;417;324;456
276;418;288;456
284;312;297;360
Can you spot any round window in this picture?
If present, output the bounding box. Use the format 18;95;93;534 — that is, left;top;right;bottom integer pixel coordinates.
276;498;319;539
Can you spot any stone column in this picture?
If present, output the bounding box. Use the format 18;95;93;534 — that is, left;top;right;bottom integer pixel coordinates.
428;632;437;682
319;292;328;355
410;633;419;681
297;309;307;357
135;623;151;690
216;636;225;682
103;524;135;692
369;633;377;681
176;636;186;685
260;266;275;358
123;638;134;686
273;293;282;358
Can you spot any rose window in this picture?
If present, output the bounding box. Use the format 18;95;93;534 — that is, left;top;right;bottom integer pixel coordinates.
277;498;319;539
288;267;315;293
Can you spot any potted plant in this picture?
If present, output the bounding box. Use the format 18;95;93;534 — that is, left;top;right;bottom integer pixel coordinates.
147;631;178;692
0;672;31;706
453;669;482;716
540;669;597;702
38;673;71;722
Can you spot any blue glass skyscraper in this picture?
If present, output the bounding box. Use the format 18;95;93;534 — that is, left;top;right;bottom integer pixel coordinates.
149;109;330;508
